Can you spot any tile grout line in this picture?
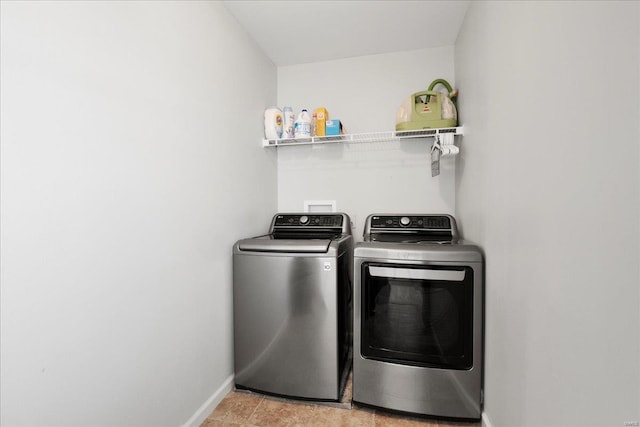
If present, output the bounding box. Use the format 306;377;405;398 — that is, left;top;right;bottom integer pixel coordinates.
219;389;477;427
245;393;265;425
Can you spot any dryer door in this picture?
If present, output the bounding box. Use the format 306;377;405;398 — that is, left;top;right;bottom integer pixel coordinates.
361;263;474;370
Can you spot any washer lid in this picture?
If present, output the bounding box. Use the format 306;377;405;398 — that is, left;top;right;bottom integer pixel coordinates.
237;235;332;253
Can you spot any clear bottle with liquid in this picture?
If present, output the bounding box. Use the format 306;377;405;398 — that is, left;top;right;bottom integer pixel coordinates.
282;106;295;139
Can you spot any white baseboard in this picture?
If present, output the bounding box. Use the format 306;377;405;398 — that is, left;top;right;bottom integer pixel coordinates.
482;411;494;427
181;374;234;427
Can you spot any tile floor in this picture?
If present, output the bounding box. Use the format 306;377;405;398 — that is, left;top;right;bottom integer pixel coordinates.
201;374;480;427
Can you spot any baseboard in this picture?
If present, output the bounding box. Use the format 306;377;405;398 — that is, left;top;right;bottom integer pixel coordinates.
181;374;234;427
482;411;494;427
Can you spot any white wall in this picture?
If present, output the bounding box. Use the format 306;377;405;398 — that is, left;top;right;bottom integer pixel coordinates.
455;2;640;426
277;48;456;236
0;2;277;426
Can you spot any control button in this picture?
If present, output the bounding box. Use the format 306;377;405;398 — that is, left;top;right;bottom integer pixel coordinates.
299;215;309;225
400;216;411;226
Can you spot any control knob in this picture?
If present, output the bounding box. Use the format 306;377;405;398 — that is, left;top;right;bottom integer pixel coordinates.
299;215;309;225
400;216;411;227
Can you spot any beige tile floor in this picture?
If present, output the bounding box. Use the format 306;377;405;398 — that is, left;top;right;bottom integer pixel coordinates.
201;374;479;427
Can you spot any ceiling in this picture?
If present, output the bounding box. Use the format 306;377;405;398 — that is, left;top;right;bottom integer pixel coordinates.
222;0;470;67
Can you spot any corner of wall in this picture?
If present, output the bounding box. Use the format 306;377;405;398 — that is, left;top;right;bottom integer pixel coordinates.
181;375;234;427
482;412;494;427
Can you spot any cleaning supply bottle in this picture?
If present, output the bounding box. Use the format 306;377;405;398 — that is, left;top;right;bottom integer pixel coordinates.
314;107;328;136
294;109;311;138
282;106;295;139
311;112;318;137
264;107;283;140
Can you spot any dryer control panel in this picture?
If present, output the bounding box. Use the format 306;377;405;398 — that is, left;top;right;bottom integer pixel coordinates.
364;214;458;242
370;215;451;230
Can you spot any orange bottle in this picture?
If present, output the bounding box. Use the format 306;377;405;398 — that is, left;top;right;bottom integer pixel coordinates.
314;107;328;136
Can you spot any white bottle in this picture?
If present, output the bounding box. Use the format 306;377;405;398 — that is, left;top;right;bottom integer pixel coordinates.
264;107;283;140
294;109;311;138
282;106;295;139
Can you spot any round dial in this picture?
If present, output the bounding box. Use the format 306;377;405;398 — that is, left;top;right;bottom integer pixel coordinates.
299;215;309;225
400;216;411;226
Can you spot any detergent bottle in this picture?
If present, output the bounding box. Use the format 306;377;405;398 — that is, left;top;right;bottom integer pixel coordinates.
264;107;283;140
314;107;328;136
294;109;311;138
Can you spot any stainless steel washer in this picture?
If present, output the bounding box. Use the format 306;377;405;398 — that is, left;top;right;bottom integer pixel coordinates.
233;213;352;401
353;214;484;420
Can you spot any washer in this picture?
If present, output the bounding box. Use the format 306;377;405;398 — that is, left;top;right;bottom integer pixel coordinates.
353;214;484;420
233;213;352;401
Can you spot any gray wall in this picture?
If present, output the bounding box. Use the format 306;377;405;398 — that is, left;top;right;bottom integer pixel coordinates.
0;2;277;426
276;47;457;237
455;2;640;426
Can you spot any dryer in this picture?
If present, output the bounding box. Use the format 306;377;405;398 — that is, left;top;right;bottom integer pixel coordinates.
353;214;483;420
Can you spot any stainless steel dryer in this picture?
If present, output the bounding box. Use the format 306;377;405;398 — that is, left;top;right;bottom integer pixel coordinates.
353;214;483;420
233;213;352;401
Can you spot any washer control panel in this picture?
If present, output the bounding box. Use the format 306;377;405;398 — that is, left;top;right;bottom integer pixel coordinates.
274;214;344;228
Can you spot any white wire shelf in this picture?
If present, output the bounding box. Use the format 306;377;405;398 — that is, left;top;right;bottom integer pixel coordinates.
262;126;464;147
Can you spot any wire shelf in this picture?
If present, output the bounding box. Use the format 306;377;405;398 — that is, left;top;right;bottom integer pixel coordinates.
262;127;464;147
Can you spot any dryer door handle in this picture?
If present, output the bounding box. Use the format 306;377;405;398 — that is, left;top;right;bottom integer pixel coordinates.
369;266;465;281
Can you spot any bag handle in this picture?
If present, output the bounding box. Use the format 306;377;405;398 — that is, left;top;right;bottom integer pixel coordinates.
428;79;453;93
